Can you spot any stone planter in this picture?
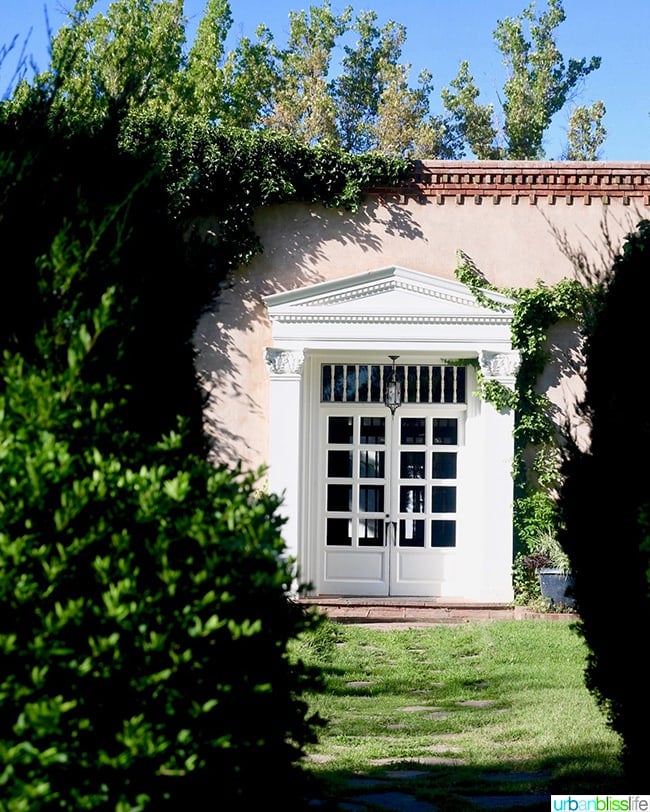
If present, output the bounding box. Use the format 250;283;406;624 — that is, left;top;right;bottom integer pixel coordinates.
538;568;576;610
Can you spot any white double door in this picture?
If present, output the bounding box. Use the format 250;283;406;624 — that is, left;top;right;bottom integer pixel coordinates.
320;407;461;596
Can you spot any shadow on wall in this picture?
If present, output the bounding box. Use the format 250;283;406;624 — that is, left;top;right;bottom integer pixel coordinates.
541;205;647;454
545;204;643;282
193;195;643;472
192;198;425;470
539;319;589;450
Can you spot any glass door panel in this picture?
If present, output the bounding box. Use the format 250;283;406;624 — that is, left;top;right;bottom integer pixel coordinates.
394;415;459;551
322;405;463;596
325;414;387;549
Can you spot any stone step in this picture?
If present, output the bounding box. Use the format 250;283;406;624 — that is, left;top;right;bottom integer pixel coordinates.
295;597;578;625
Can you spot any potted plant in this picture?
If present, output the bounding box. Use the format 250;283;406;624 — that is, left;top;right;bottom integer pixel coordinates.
516;529;576;611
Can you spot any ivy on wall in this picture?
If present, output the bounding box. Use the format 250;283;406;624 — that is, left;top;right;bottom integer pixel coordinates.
120;115;412;276
455;250;594;557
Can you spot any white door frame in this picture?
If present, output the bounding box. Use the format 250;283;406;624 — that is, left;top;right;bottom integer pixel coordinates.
313;367;469;597
264;267;519;602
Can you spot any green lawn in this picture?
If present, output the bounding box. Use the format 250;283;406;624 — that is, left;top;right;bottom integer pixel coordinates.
292;619;624;806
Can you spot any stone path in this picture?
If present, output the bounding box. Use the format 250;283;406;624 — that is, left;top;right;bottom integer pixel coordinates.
307;765;551;810
301;600;577;810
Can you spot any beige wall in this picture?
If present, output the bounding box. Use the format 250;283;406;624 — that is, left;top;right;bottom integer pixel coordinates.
194;192;647;472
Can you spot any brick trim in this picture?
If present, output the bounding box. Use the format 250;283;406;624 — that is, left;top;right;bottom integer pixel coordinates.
368;160;650;206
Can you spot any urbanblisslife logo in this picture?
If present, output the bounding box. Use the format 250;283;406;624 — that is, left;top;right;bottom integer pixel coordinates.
551;798;650;811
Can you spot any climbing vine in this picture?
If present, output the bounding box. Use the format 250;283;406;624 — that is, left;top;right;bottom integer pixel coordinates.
119;114;411;276
454;250;595;564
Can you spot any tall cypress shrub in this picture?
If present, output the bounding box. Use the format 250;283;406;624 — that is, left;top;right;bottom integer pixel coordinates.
558;219;650;784
0;117;324;809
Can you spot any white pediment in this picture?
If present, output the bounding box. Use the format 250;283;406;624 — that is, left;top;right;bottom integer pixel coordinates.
264;266;513;325
264;266;516;360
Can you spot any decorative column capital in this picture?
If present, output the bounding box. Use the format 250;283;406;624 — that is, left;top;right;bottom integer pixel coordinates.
478;350;521;388
264;348;304;376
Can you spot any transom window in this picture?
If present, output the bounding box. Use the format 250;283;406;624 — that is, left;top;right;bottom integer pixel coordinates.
321;363;466;405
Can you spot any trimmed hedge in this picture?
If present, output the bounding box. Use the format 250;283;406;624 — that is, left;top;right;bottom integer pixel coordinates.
558;219;650;784
0;130;324;808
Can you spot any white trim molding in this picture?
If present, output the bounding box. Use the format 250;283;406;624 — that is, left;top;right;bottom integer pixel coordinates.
264;267;517;602
479;350;521;388
264;348;304;376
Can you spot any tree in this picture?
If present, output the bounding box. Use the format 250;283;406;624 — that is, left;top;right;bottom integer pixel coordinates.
0;227;323;807
0;96;339;810
565;101;607;160
557;219;650;784
9;0;603;160
43;0;187;128
440;61;499;159
262;1;348;146
332;9;397;153
441;0;602;158
328;10;452;157
254;0;603;158
182;0;278;128
15;0;278;131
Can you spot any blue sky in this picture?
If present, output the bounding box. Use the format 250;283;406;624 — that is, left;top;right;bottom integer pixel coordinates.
3;0;649;161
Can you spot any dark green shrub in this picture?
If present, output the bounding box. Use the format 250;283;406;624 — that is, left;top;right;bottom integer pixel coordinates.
558;219;650;783
0;187;324;809
0;420;324;809
0;74;408;812
0;108;210;454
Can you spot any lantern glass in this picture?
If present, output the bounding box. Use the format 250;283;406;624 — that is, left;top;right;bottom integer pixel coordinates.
384;358;402;414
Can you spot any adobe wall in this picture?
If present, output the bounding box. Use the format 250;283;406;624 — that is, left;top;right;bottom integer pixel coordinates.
194;161;650;472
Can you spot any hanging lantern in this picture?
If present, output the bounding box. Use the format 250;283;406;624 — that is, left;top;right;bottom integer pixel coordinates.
384;355;402;414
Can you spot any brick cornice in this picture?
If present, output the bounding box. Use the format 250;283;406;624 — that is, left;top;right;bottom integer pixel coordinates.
368;160;650;206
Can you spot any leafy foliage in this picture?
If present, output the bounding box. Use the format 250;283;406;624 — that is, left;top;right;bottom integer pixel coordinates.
0;141;329;808
514;526;572;606
0;104;208;449
441;0;602;158
0;44;410;809
7;0;603;160
265;1;349;146
557;219;650;783
566;100;607;160
116;112;409;283
454;250;590;592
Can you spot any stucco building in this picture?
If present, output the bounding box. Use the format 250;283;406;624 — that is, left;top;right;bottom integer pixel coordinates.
195;160;650;603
